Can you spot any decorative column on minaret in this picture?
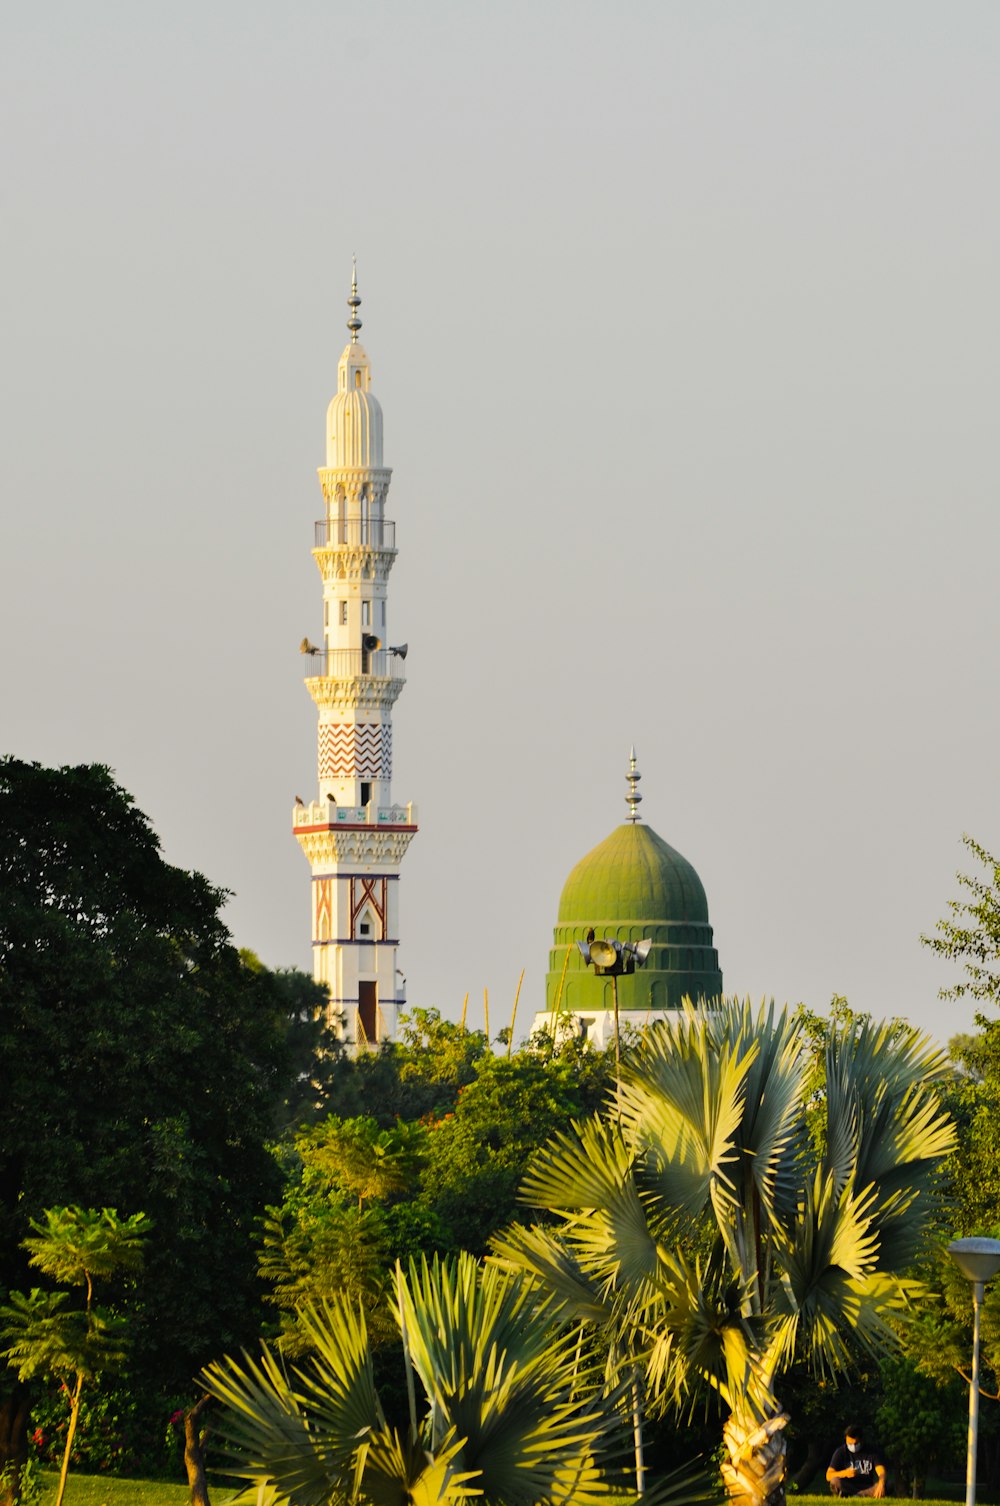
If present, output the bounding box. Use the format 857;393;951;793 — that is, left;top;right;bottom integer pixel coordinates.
293;267;417;1046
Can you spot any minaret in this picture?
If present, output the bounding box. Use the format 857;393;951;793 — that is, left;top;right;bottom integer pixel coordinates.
292;267;417;1045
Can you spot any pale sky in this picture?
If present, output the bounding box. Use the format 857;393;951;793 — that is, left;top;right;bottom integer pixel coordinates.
3;1;998;1045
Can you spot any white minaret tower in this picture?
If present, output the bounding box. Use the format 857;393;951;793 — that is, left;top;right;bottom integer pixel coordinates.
292;266;417;1045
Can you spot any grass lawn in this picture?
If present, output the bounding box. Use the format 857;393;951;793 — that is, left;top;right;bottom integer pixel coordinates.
38;1471;241;1504
796;1499;995;1506
33;1477;998;1506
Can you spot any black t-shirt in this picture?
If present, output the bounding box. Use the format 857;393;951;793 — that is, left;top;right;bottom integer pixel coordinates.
829;1444;885;1494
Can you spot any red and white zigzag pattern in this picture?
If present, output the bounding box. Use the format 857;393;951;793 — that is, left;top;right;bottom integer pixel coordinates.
318;721;392;780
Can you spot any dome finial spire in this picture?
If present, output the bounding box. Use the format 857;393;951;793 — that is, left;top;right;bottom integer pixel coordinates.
346;255;362;342
625;746;642;822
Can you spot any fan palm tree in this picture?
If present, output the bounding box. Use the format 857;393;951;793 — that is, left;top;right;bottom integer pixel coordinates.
203;1250;705;1506
493;1000;956;1506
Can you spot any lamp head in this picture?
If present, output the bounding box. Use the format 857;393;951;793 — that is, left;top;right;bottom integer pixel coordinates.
588;938;620;970
947;1237;1000;1285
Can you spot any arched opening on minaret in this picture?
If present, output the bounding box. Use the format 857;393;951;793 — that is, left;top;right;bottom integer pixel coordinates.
361;780;372;807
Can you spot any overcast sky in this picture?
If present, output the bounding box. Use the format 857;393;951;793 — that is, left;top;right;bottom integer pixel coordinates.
3;1;998;1045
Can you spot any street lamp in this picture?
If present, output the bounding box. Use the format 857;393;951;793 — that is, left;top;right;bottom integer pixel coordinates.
947;1236;1000;1506
577;935;653;1080
576;929;652;1497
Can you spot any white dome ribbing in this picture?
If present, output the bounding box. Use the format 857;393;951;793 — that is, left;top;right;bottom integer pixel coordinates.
326;342;384;468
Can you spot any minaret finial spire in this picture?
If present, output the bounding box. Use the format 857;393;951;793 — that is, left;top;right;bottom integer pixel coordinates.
347;255;362;342
625;746;643;822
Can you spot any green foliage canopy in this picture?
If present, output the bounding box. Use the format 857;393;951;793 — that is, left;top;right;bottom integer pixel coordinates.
0;759;330;1493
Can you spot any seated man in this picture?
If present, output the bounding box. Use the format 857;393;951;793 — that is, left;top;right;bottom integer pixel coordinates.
827;1423;887;1498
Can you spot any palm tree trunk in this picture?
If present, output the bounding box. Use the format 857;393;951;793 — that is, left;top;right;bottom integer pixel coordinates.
630;1369;646;1494
721;1407;789;1506
53;1374;84;1506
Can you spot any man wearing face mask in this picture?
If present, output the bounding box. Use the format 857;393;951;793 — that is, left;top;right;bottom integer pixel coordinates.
826;1424;888;1497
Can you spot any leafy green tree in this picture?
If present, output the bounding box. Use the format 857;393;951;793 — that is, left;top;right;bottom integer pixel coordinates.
298;1116;428;1210
496;999;956;1506
421;1044;616;1254
311;1006;614;1133
204;1251;705;1506
876;1355;965;1498
0;1207;150;1506
922;836;1000;1007
260;1116;446;1355
0;760;319;1499
260;1034;617;1361
920;836;1000;1231
237;951;341;1131
892;1242;1000;1490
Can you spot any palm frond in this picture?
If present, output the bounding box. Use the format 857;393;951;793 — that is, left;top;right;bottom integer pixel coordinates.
202;1343;339;1506
637;1250;756;1417
824;1020;954;1190
519;1117;634;1211
519;1118;662;1295
398;1252;622;1506
632;1456;720;1506
823;1020;956;1268
491;1224;613;1325
359;1426;481;1506
202;1296;381;1504
619;1008;756;1227
767;1169;910;1379
717;1000;809;1226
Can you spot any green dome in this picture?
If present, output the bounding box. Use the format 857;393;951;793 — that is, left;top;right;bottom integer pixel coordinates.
558;823;710;928
546;820;723;1018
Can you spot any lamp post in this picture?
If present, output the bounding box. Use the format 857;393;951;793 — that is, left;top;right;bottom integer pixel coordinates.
947;1237;1000;1506
576;935;653;1081
576;931;652;1494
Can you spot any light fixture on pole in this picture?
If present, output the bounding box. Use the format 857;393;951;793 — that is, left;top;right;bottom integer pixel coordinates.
576;935;653;1080
947;1236;1000;1506
576;923;653;1499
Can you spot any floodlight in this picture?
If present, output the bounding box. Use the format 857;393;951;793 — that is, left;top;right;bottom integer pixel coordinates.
588;939;619;969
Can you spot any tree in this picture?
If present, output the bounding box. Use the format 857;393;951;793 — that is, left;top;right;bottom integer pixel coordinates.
893;1240;1000;1493
921;836;1000;1007
0;1207;150;1506
496;999;956;1506
420;1044;616;1254
259;1034;618;1362
237;951;341;1131
875;1355;965;1498
0;760;315;1500
920;839;1000;1238
204;1251;705;1506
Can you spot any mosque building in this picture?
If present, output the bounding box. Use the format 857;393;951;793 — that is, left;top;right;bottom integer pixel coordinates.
532;750;723;1046
292;269;416;1045
291;275;721;1048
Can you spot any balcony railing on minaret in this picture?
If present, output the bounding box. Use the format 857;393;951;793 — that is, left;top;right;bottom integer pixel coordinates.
301;647;406;683
314;518;396;550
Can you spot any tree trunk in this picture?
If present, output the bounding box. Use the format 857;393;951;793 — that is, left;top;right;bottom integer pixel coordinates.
789;1437;824;1493
721;1408;789;1506
184;1394;213;1506
0;1386;31;1506
53;1376;83;1506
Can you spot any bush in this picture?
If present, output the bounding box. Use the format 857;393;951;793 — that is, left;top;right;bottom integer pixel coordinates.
28;1381;185;1480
